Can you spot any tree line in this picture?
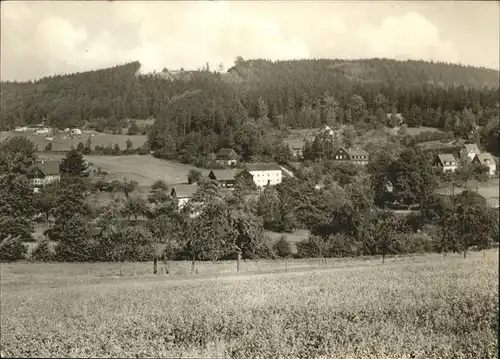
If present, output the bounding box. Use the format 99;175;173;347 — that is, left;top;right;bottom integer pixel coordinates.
1;136;497;268
2;59;499;163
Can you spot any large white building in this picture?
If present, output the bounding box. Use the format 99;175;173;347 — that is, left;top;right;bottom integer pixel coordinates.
245;163;283;188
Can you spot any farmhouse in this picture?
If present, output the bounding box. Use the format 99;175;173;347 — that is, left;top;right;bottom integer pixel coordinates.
433;153;458;173
316;125;335;137
208;169;252;189
285;139;306;159
472;153;497;176
30;160;60;192
460;143;481;161
245;162;282;188
332;147;369;165
215;148;239;166
170;184;199;209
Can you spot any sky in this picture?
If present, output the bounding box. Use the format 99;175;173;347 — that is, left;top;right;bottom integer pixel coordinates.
1;1;499;82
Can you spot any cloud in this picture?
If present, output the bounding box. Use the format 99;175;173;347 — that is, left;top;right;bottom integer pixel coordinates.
358;12;459;63
0;2;497;81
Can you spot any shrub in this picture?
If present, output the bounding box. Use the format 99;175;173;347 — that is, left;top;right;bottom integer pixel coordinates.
0;235;26;261
44;142;52;151
31;237;54;262
138;147;149;155
274;235;292;258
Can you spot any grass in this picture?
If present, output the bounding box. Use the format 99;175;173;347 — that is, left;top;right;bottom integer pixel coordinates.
0;131;147;152
38;154;205;187
435;179;499;207
1;250;498;358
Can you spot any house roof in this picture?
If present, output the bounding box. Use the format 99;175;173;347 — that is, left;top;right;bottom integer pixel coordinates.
245;162;282;172
464;144;481;153
436;153;457;164
284;139;306;150
33;161;60;176
171;184;198;198
474;153;496;165
209;169;244;181
216;148;237;157
347;147;369;157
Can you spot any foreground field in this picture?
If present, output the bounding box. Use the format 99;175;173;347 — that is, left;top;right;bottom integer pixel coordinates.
38;154;204;186
1;251;498;358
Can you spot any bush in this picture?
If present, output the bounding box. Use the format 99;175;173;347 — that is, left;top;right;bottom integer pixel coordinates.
396;233;436;254
0;235;26;261
273;235;292;258
138;147;149;155
44;142;52;151
31;237;54;261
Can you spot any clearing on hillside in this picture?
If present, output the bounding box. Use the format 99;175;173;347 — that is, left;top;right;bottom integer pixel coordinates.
38;154;206;186
0;131;147;152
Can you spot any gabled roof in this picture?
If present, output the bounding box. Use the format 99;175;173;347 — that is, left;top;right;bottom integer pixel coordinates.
474;153;496;165
216;148;238;157
209;169;244;181
284;139;306;150
463;144;481;153
436;153;457;165
32;161;60;176
170;184;198;198
347;147;369;157
245;162;282;172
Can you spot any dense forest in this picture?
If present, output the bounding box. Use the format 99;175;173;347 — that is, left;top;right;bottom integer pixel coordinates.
1;58;499;161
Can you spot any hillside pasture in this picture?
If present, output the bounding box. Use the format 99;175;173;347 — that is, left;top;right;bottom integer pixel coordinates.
384;126;444;137
38;154;205;187
0;131;147;152
435;179;500;207
1;250;497;358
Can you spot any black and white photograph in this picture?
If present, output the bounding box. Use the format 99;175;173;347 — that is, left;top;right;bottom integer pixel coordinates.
1;1;499;358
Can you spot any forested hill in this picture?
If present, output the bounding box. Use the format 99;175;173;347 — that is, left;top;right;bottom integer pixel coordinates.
1;58;499;135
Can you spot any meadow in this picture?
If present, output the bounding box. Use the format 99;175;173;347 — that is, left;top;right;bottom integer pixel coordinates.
0;131;148;152
435;179;500;208
38;154;205;187
1;250;498;358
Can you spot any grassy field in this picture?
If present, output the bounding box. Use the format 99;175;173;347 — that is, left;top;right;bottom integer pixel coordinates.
435;179;499;207
1;251;498;358
38;154;205;187
384;126;444;137
0;131;147;152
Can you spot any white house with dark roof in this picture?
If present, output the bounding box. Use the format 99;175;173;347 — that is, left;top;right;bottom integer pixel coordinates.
215;148;239;166
207;169;253;189
245;162;282;188
30;160;60;192
472;153;497;176
433;153;458;173
170;184;199;209
332;147;369;165
284;139;306;159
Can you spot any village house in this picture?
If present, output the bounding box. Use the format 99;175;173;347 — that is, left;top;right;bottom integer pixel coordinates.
170;184;199;209
30;160;61;192
433;153;458;173
207;169;253;189
460;143;481;161
332;147;369;165
215;148;239;166
472;153;497;176
245;163;283;188
285;139;306;160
